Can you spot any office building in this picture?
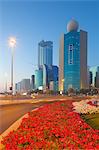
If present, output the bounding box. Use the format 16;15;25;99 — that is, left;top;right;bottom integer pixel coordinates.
20;79;30;93
15;82;21;93
15;79;30;93
43;64;52;89
89;66;99;88
35;69;43;89
89;71;93;86
52;66;58;82
49;81;58;92
43;65;58;90
35;40;58;91
38;40;53;68
30;75;35;90
59;19;88;92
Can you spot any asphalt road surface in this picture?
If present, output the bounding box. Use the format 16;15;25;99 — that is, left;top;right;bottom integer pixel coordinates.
0;101;56;134
0;95;88;134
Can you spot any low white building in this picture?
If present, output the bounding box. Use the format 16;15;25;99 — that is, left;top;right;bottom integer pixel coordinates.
15;79;30;94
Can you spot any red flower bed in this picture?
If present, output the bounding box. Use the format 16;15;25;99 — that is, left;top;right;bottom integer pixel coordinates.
1;101;99;149
87;101;98;107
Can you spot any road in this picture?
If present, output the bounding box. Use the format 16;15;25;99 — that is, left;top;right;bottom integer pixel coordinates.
0;101;57;134
0;95;90;134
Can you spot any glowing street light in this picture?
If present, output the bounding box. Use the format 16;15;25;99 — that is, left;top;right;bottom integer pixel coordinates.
8;37;16;95
60;78;65;94
62;79;65;83
9;37;16;48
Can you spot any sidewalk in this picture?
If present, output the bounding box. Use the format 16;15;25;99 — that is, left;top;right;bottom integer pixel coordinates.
0;99;33;106
0;98;59;106
0;95;70;106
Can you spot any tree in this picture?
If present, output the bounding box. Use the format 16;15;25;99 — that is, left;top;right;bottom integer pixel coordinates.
68;88;75;96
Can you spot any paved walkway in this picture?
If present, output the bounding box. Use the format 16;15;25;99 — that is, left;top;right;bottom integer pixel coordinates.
0;99;33;105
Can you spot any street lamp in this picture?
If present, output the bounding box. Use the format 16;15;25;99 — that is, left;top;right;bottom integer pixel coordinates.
60;78;65;95
8;37;16;95
4;72;8;93
62;78;65;88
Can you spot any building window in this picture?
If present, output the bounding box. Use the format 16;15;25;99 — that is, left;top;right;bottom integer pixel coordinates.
68;44;73;64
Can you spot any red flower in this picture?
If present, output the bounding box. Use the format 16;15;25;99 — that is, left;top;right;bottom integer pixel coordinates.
1;100;99;149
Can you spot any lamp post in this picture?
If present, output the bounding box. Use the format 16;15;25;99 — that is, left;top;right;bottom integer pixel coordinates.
60;78;65;95
62;78;65;90
4;72;8;93
8;37;16;95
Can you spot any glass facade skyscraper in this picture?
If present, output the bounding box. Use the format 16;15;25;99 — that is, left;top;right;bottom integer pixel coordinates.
52;66;58;82
30;75;35;90
35;69;43;89
64;31;80;90
35;40;53;89
59;20;88;91
35;40;58;91
38;40;53;68
89;66;99;88
43;64;58;89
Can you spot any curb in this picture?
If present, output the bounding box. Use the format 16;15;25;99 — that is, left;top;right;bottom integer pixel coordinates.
0;98;84;149
0;99;33;106
0;107;41;149
0;99;58;149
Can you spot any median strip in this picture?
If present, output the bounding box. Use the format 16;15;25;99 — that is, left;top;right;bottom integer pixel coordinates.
0;107;40;149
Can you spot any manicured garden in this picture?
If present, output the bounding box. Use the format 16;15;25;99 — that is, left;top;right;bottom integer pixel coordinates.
81;113;99;130
1;100;99;149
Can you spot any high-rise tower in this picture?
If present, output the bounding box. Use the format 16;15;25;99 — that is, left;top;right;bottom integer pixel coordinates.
59;19;88;92
38;40;53;68
89;66;99;88
35;40;58;90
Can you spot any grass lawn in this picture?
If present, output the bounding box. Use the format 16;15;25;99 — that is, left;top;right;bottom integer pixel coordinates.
81;113;99;130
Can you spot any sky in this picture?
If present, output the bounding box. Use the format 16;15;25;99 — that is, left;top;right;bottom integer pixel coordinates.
0;0;99;91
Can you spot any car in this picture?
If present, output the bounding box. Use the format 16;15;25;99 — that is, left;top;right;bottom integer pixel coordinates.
31;94;36;99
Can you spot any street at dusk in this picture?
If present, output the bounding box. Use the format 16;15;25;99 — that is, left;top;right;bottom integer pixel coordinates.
0;0;99;149
0;98;61;134
0;103;38;134
0;96;70;134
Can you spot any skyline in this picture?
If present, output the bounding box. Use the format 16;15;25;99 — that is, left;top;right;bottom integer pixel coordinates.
0;1;99;91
